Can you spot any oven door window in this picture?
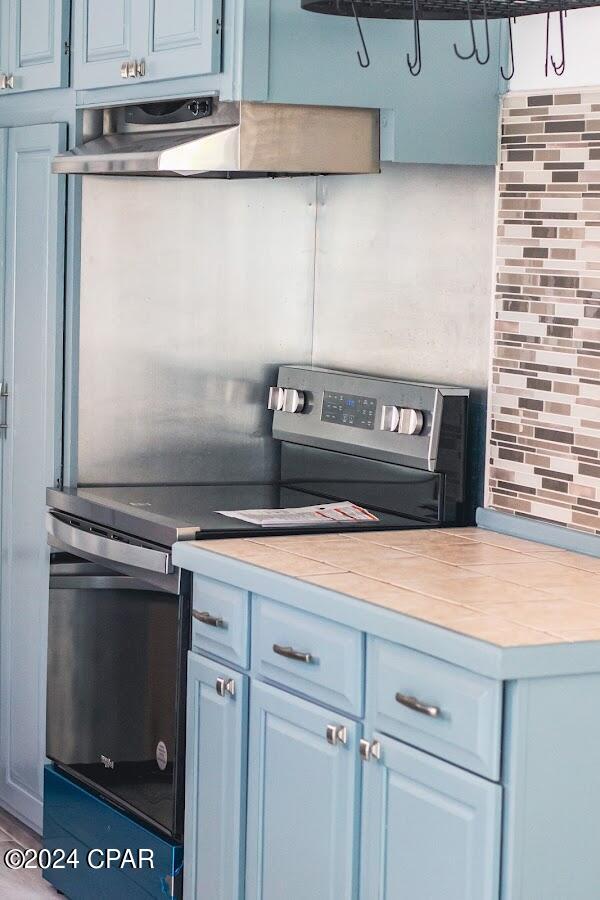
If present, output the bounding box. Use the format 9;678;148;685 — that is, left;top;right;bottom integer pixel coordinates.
47;557;182;836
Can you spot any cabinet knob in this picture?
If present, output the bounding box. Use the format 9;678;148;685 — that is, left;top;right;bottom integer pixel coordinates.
326;724;348;746
120;61;130;79
135;59;146;78
0;74;14;90
216;677;235;698
359;738;381;762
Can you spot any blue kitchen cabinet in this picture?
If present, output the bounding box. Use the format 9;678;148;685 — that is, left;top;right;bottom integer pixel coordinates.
73;0;140;90
74;0;222;90
360;732;501;900
0;122;67;831
0;0;70;93
145;0;222;84
245;680;361;900
184;652;248;900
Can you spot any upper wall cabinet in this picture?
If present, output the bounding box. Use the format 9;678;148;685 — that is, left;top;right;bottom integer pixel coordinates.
0;0;70;94
74;0;222;90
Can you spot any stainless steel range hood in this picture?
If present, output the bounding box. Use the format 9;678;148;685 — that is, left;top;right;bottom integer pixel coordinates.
53;98;380;177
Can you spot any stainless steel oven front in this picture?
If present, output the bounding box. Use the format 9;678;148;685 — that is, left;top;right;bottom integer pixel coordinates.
46;513;190;840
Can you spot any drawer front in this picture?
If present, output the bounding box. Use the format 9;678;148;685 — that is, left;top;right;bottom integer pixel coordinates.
367;638;502;779
252;596;363;716
192;574;249;670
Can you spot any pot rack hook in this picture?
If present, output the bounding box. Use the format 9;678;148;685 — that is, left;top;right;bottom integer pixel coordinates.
454;0;490;65
350;1;370;68
453;0;477;60
551;6;566;76
407;0;422;76
500;15;515;81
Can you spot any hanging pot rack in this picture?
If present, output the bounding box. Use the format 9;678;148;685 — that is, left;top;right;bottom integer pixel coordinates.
302;0;600;78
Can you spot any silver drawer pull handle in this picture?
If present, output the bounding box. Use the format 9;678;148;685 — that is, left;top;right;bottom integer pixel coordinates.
193;610;226;629
216;677;235;698
273;644;313;664
395;692;441;718
0;382;8;431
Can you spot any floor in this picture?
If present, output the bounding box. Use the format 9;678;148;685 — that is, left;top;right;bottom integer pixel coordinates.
0;806;58;897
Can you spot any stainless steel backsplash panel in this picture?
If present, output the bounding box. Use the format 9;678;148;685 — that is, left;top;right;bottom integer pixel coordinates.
312;164;496;510
78;176;316;484
78;165;495;512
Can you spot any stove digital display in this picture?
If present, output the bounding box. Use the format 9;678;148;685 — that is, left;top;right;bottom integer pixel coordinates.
321;391;376;430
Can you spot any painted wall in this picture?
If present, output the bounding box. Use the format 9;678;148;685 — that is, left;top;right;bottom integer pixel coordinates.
510;8;600;91
486;88;600;536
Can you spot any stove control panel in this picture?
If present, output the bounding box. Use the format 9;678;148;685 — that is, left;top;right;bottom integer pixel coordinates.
321;391;376;430
270;366;469;474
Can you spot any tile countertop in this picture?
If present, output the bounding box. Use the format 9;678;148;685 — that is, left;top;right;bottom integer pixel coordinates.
173;527;600;680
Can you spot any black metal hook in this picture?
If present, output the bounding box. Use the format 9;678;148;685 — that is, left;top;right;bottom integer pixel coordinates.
551;6;566;76
350;2;370;68
453;0;490;65
500;15;515;81
407;0;422;76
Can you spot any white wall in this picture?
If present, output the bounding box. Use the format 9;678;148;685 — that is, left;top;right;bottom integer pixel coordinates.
510;7;600;91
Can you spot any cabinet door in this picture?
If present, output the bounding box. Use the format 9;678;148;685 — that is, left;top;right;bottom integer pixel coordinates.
246;682;360;900
360;733;501;900
0;2;9;80
184;653;248;900
145;0;222;82
8;0;70;92
73;0;143;89
0;123;67;831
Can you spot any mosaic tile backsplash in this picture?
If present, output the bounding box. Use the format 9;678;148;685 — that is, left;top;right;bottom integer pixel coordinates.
488;88;600;535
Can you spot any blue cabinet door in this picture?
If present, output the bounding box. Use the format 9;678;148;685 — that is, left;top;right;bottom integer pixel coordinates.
8;0;70;92
360;733;501;900
184;653;248;900
74;0;142;89
145;0;222;82
0;123;67;831
0;3;9;80
246;681;360;900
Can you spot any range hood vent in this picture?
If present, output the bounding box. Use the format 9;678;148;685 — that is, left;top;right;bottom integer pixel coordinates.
53;98;380;178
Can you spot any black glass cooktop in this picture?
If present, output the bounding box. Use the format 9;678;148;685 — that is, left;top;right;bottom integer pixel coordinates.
47;469;443;548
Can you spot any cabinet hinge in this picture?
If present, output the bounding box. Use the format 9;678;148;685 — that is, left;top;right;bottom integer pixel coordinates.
64;41;70;56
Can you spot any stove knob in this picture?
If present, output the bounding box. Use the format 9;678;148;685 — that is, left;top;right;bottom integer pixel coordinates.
380;405;400;432
380;406;424;435
282;388;305;414
398;408;424;435
267;386;285;411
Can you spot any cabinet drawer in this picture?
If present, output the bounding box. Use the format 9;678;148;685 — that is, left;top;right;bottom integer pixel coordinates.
367;638;502;779
252;597;363;716
191;574;249;670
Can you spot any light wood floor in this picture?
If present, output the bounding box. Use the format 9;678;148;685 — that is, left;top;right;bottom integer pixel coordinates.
0;807;58;897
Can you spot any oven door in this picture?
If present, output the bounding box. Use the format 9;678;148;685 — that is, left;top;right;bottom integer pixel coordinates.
46;549;189;840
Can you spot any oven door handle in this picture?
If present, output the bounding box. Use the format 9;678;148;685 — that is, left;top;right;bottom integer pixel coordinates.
46;513;173;576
